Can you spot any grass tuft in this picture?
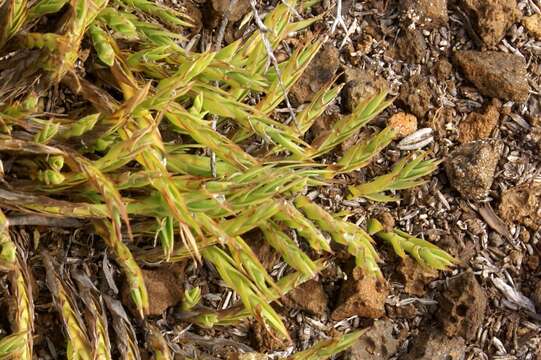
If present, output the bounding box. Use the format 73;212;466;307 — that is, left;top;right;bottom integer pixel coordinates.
0;0;455;357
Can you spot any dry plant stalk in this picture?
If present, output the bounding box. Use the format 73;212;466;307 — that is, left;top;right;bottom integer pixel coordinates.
42;251;93;360
0;210;33;360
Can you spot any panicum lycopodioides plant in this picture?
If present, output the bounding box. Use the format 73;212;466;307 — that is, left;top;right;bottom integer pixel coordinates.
0;0;455;358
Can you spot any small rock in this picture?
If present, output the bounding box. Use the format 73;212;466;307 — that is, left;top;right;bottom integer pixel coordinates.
122;263;185;316
377;211;396;232
460;0;521;46
343;67;388;112
350;33;374;58
397;29;427;64
290;45;340;104
344;320;400;360
434;58;453;81
331;268;389;321
205;0;251;28
399;75;433;118
400;327;466;360
445;139;503;200
398;257;438;297
438;271;487;341
455;50;529;102
523;14;541;39
458;99;501;143
498;183;541;230
400;0;448;29
388;112;418;138
282;279;328;315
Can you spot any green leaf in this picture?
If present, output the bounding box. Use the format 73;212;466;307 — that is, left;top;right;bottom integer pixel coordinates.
89;24;115;66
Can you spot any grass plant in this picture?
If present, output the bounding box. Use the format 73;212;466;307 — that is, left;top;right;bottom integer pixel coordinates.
0;0;455;357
